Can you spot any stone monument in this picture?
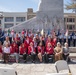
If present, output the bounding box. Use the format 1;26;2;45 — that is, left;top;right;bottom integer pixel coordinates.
11;0;64;32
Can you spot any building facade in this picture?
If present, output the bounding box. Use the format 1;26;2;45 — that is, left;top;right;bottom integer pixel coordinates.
64;13;76;33
0;8;76;33
0;8;36;30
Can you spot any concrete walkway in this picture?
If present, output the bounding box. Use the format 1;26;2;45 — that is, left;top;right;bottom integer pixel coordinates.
0;63;76;75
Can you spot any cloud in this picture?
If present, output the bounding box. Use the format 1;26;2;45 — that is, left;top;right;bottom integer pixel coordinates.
0;6;12;12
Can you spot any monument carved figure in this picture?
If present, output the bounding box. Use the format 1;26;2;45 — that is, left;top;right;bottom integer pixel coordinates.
11;0;64;32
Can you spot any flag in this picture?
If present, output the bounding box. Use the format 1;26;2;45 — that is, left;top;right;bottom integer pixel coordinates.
41;29;44;35
21;30;25;35
65;29;68;37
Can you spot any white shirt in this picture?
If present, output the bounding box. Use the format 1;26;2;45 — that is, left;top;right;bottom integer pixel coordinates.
3;47;10;53
73;35;76;39
3;41;10;47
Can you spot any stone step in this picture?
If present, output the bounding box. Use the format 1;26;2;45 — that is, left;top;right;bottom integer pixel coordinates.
69;53;76;58
69;47;76;53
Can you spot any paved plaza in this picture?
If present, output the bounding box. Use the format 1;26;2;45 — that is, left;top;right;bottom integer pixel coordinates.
0;63;76;75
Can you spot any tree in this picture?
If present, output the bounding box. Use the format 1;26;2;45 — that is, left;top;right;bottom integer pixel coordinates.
65;0;76;13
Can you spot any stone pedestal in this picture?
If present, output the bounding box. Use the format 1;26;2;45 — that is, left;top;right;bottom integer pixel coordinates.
11;0;64;32
36;0;64;31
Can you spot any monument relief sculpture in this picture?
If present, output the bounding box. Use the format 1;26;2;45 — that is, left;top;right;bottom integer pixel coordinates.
11;0;64;32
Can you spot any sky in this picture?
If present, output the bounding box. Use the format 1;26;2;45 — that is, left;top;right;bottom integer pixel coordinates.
0;0;73;13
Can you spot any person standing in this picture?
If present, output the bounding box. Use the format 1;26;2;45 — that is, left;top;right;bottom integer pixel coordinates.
68;35;71;47
73;34;76;47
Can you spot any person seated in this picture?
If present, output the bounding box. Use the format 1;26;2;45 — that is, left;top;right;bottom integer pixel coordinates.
10;42;19;63
3;36;10;47
44;43;54;63
14;33;21;46
46;35;54;48
63;43;70;61
37;42;44;63
54;42;63;61
19;43;27;63
0;41;3;60
28;42;36;63
3;43;10;63
24;36;30;50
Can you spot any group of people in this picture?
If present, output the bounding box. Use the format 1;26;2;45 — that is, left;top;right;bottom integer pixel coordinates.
0;29;71;63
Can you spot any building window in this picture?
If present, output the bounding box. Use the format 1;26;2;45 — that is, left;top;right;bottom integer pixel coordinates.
5;17;14;22
4;24;14;28
72;18;75;22
67;18;75;22
64;18;66;22
67;25;75;30
0;20;1;24
16;17;25;22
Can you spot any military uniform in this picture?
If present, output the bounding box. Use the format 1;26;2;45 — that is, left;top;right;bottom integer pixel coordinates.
73;35;76;47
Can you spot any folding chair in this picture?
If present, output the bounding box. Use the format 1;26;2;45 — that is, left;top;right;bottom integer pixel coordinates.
46;73;68;75
55;60;70;73
0;67;17;75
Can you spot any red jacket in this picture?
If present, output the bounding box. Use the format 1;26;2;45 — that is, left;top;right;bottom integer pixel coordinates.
10;44;19;54
0;46;2;53
14;37;20;42
46;40;55;48
28;46;36;55
53;38;57;47
24;39;30;48
24;37;33;48
19;46;27;55
46;47;54;54
37;46;45;54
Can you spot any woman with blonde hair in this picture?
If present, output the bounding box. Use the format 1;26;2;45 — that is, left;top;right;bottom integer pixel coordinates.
54;42;63;61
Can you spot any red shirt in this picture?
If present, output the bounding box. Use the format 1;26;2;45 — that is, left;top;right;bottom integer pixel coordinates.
37;46;44;54
46;47;54;54
28;46;36;55
0;46;2;53
14;37;20;42
53;38;57;47
10;44;19;54
46;40;55;48
24;39;30;48
19;46;27;55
